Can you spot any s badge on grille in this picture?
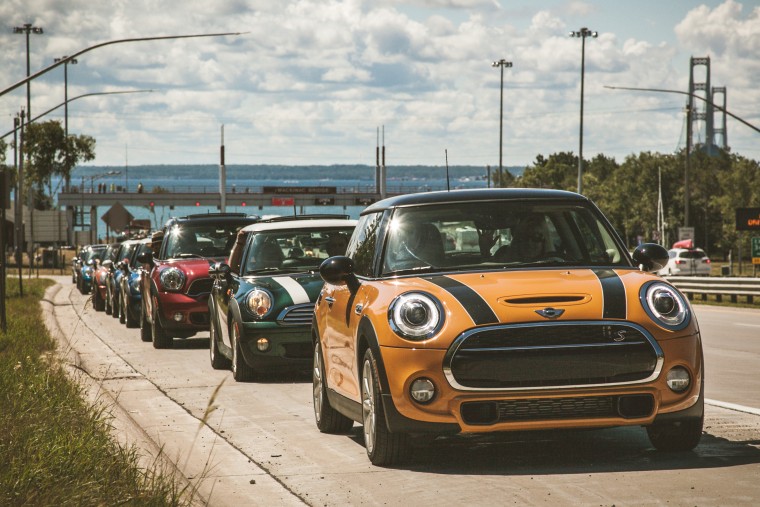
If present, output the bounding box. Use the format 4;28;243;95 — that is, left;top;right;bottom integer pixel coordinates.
535;307;564;319
614;330;627;342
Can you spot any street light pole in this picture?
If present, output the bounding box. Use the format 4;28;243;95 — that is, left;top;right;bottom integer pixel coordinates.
492;59;512;188
570;27;598;195
54;56;78;192
13;24;44;126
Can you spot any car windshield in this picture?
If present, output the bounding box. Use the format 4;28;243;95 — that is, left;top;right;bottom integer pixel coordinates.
242;227;354;275
163;223;245;259
381;200;630;275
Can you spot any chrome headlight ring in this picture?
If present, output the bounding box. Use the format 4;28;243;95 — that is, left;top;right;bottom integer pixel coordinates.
159;267;186;292
639;281;690;331
246;287;274;319
388;291;445;341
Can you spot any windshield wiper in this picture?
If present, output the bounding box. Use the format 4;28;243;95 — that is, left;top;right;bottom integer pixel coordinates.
385;265;438;276
173;253;204;259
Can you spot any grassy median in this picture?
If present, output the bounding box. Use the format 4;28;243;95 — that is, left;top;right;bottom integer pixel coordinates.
0;277;190;506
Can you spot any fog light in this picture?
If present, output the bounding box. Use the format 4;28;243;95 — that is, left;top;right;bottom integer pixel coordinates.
256;337;270;352
173;312;184;322
410;378;435;404
666;366;691;393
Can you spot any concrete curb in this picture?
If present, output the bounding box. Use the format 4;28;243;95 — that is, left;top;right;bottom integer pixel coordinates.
41;279;305;506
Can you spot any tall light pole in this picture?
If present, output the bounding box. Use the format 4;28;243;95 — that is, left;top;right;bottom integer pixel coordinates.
13;23;44;126
54;56;78;192
570;27;598;195
492;59;512;187
14;23;44;274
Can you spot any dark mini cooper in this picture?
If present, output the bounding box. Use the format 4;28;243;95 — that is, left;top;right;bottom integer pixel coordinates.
208;216;356;381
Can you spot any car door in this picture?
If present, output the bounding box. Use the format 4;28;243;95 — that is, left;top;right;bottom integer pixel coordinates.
321;211;385;401
215;230;251;349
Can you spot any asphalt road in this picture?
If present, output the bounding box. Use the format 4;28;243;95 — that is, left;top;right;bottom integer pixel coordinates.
42;277;760;506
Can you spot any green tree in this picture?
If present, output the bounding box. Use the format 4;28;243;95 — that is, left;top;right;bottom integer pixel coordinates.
517;152;578;190
22;120;95;209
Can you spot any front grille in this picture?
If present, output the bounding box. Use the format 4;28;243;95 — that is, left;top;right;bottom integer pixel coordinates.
277;303;315;326
444;322;663;390
461;394;654;425
186;278;213;296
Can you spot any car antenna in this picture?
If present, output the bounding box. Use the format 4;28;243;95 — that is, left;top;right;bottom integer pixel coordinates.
445;149;450;191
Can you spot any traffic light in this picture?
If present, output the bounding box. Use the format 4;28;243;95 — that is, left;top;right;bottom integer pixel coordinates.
149;201;154;211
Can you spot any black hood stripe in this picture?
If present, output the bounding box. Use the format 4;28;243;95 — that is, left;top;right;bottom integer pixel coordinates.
593;269;626;319
424;275;499;325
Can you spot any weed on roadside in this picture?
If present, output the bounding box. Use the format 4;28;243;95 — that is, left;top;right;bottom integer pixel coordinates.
0;278;192;506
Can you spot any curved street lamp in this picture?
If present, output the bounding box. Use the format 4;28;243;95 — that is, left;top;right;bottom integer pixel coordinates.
604;84;760;228
570;27;598;195
492;59;513;187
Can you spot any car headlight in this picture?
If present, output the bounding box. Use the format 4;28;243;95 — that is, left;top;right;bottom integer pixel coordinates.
246;288;273;318
640;282;690;330
388;291;444;340
160;267;185;291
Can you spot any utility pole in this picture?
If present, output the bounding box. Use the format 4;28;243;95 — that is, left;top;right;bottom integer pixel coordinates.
492;59;513;187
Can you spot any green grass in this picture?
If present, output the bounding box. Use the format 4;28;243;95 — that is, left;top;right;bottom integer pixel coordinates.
0;278;192;506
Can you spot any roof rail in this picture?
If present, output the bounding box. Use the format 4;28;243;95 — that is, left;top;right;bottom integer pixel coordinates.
257;214;351;223
179;212;252;219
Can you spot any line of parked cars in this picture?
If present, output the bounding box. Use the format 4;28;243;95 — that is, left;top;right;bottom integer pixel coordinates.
73;188;705;467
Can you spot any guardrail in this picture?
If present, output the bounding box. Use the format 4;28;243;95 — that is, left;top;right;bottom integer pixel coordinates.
666;276;760;304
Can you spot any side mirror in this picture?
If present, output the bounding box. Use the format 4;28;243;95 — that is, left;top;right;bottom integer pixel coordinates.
632;243;669;273
320;256;360;293
136;250;154;267
211;262;232;283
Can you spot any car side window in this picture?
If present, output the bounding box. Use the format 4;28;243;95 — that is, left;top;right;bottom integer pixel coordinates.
229;231;250;275
347;212;384;277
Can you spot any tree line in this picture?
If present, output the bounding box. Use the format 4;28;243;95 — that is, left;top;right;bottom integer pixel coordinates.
3;120;759;260
503;149;760;259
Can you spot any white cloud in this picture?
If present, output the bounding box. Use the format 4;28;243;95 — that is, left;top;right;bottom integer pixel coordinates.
0;0;757;166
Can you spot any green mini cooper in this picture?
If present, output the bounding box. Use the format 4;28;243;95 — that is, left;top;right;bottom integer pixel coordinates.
209;216;357;381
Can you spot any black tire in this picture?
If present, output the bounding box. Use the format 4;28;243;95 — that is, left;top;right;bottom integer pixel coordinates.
92;287;105;311
124;298;140;328
105;284;112;315
313;341;353;433
111;290;121;319
361;348;409;466
151;303;173;349
140;305;152;342
119;290;127;325
209;318;231;370
230;321;255;382
646;415;703;451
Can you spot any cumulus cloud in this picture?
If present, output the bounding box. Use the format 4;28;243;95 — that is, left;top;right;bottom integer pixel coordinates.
0;0;757;166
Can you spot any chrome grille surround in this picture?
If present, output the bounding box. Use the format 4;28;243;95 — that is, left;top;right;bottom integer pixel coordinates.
443;321;664;391
277;303;315;326
186;277;213;297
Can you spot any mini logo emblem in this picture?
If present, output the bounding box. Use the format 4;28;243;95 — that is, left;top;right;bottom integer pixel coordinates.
535;307;564;319
614;330;627;342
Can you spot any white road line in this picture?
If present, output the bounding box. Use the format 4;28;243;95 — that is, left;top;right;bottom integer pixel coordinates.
735;323;760;328
706;398;760;416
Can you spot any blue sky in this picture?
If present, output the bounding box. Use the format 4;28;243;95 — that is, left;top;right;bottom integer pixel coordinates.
1;0;758;168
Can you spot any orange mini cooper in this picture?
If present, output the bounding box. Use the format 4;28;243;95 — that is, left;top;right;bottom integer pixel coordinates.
313;188;704;466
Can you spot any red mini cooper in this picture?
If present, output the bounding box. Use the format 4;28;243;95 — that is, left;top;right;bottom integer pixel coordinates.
138;213;259;348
